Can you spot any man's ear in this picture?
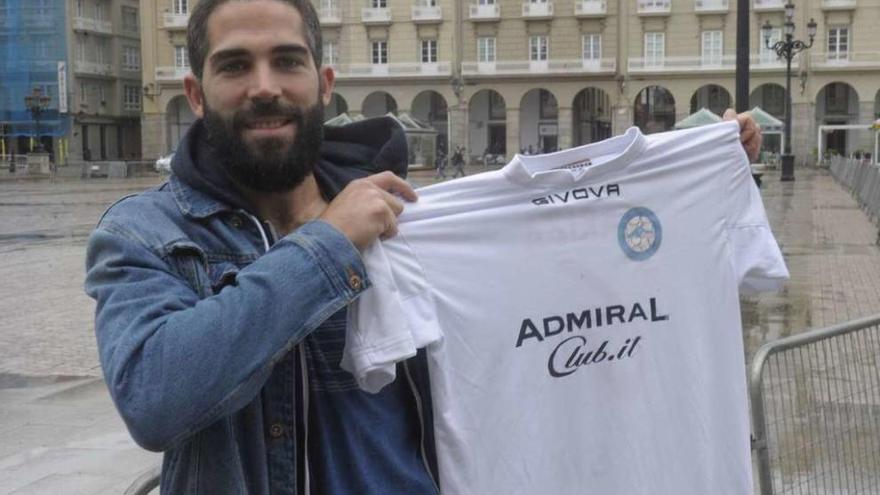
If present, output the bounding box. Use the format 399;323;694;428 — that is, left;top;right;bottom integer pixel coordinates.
183;73;205;119
319;66;335;106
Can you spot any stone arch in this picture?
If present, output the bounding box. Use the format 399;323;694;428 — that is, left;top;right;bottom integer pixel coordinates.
166;95;195;153
633;85;675;134
519;88;558;154
362;91;397;117
815;82;861;156
468;89;506;161
411;90;449;155
749;83;786;120
572;87;612;146
690;84;731;116
874;88;880;119
325;93;348;120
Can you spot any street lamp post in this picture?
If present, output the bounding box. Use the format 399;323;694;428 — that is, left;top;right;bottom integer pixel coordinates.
762;6;816;182
23;86;51;153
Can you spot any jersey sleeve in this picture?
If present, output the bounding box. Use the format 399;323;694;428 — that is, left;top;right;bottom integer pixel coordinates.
343;234;442;393
725;137;790;294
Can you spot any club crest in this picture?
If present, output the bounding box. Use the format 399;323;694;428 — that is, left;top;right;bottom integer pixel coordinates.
618;207;662;261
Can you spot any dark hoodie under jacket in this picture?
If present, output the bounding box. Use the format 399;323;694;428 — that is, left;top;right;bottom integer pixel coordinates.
171;115;410;211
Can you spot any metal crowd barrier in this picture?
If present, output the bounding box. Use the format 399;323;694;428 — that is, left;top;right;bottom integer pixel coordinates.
829;156;880;227
750;314;880;495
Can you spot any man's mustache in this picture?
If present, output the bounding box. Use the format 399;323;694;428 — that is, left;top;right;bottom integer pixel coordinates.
232;101;305;131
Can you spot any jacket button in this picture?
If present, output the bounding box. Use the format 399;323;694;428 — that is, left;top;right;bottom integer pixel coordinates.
269;423;284;438
230;216;243;228
348;273;363;291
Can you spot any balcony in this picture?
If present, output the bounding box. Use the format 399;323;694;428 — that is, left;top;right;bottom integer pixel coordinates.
319;6;342;25
694;0;728;13
628;55;736;73
469;3;501;20
637;0;671;15
74;60;114;76
821;0;856;9
156;66;190;81
361;7;392;24
412;4;442;22
574;0;606;16
753;0;784;10
522;1;554;18
162;12;188;29
73;16;113;34
810;51;880;70
461;58;616;76
333;62;452;78
750;54;786;70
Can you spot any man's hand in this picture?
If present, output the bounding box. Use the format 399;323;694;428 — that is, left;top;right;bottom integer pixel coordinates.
320;171;418;250
723;108;762;162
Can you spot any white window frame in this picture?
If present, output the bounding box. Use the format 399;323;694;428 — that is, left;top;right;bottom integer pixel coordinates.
477;36;496;63
760;27;781;64
98;85;106;105
76;0;84;17
122;46;141;71
529;35;548;62
478;0;495;5
323;41;337;66
644;32;665;67
95;0;105;21
175;45;189;68
123;85;142;111
582;33;601;61
421;39;438;63
701;30;723;65
76;37;87;62
372;0;386;7
371;40;388;65
122;6;139;31
173;0;188;15
827;26;849;61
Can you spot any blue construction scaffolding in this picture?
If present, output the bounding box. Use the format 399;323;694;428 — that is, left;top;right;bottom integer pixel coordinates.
0;0;70;160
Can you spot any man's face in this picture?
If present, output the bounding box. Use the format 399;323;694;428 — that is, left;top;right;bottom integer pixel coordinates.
183;0;334;192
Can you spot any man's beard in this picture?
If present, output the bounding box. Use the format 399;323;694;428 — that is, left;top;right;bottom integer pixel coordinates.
203;98;325;193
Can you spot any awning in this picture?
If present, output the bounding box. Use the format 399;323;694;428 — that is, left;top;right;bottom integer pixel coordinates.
673;108;722;129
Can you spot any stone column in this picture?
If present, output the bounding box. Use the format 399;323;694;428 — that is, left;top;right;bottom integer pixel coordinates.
140;112;166;160
858;101;877;155
612;104;632;135
791;102;814;166
505;107;520;161
447;102;467;155
557;106;573;150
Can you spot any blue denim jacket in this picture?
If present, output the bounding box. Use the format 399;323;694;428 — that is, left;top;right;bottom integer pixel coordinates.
85;120;438;494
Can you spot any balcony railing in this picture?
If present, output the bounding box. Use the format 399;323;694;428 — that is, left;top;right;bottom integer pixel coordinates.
319;6;342;24
694;0;728;13
750;54;787;69
162;12;188;28
333;62;452;78
810;51;880;68
462;58;616;75
74;61;114;76
412;4;442;21
362;7;392;23
156;66;190;81
469;3;501;20
628;55;737;72
753;0;784;10
574;0;606;16
73;16;113;34
637;0;671;14
522;1;554;18
821;0;856;9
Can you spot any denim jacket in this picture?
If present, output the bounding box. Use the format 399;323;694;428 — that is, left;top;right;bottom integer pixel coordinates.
85;119;437;494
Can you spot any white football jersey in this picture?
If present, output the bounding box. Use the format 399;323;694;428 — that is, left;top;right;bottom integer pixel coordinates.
345;121;789;495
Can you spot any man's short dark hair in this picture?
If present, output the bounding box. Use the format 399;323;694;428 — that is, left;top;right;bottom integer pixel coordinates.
187;0;323;80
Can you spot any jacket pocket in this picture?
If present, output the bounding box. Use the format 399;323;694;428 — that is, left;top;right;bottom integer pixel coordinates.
209;262;241;295
167;241;212;299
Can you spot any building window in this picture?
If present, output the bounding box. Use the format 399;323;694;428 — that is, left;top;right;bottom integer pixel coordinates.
372;0;386;7
95;0;106;20
478;0;495;4
173;0;188;15
175;45;189;68
371;41;388;64
80;83;88;107
122;6;139;32
76;0;84;17
122;46;141;71
827;26;849;61
760;27;781;64
98;85;106;105
76;37;87;62
582;34;601;61
477;36;495;63
96;39;108;64
529;35;548;61
701;30;722;65
644;32;665;67
421;39;437;63
323;41;337;66
124;85;142;111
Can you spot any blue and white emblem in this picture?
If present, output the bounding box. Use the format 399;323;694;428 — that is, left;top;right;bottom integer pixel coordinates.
617;207;662;261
